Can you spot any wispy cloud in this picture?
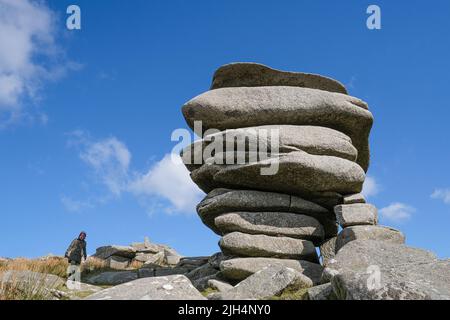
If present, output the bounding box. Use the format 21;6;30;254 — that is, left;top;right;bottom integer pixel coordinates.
65;131;203;215
379;202;415;223
362;175;380;198
60;195;93;213
0;0;80;126
431;189;450;204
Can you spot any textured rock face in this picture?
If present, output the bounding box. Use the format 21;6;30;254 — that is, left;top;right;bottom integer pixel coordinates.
214;212;324;244
211;63;348;94
336;225;405;252
93;245;136;259
84;271;138;286
327;240;450;300
197;189;337;237
182;86;372;171
219;257;323;284
85;275;206;300
334;203;378;228
213;265;313;300
219;232;318;261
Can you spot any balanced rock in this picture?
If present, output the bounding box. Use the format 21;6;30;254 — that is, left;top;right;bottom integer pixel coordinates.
214;212;324;245
197;188;337;237
85;275;206;300
219;257;323;284
182;125;358;171
327;240;450;300
334;203;378;228
211;62;348;94
336;225;405;252
182;86;372;171
192;151;365;198
219;232;318;262
214;265;313;300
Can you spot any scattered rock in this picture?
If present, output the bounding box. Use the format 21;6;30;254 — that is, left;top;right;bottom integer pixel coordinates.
83;271;138;286
93;245;136;260
164;248;182;265
106;255;130;270
214;265;313;300
334;203;378;228
219;232;318;262
336;225;405;252
85;275;206;300
307;283;336;300
208;279;233;292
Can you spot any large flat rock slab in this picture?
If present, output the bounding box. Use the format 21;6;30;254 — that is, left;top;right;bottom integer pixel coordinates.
219;257;323;284
214;212;324;244
327;240;450;300
334;203;378;228
219;232;318;262
192;151;365;198
182;86;373;171
85;275;206;300
210;62;348;94
182;125;358;171
197;188;337;237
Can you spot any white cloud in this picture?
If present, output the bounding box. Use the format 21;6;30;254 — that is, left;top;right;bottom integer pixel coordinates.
61;195;92;213
431;189;450;204
67;132;203;215
129;154;204;214
379;202;415;222
79;137;131;196
0;0;79;125
362;176;380;198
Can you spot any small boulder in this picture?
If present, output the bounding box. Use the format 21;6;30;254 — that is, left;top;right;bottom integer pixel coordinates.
334;203;378;228
336;225;405;252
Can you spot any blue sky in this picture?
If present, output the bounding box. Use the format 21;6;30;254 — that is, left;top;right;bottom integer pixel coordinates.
0;0;449;259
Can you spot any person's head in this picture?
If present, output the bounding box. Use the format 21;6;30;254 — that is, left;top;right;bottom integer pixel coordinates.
78;231;87;240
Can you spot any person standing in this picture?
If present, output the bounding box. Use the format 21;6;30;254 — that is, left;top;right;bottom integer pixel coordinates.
65;231;87;281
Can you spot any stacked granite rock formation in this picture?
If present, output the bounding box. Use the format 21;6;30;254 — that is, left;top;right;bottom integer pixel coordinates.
180;63;404;285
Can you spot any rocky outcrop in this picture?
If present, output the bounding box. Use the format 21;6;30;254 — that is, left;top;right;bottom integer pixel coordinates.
326;240;450;300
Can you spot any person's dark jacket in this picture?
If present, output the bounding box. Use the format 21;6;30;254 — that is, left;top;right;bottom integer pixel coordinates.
65;238;87;264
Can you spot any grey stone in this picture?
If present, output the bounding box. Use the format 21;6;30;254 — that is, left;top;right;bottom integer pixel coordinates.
219;257;323;285
65;281;102;293
154;267;192;277
219;232;318;262
85;275;206;300
215;265;313;300
343;193;366;204
192;151;365;199
131;242;163;254
182;125;358;171
0;270;64;292
208;279;233;292
177;256;210;268
207;252;233;269
134;253;156;263
336;225;405;252
327;240;450;300
143;251;165;266
320;237;337;267
164;248;182;265
185;263;218;281
214;212;324;245
83;271;138;286
191;273;220;291
334;203;378;228
93;245;136;259
182;86;373;171
197;188;337;238
307;283;336;300
210;62;347;94
106;255;130;270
